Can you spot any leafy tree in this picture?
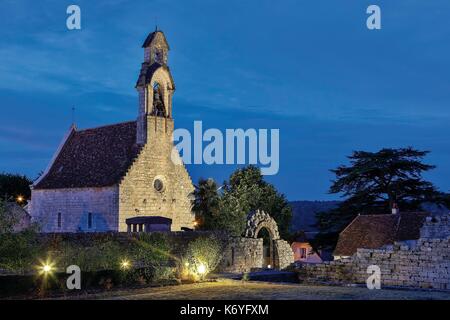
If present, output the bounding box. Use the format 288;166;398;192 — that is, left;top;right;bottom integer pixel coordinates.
197;166;292;237
192;178;221;230
224;166;292;237
314;147;446;250
0;173;32;205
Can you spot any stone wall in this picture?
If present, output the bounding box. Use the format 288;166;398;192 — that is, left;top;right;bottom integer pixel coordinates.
274;239;295;270
219;238;294;273
160;232;266;273
299;215;450;290
420;215;450;239
172;234;295;273
178;235;293;273
119;116;195;232
220;237;264;273
30;186;119;232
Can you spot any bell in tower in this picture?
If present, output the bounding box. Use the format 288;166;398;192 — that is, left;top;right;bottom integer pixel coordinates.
151;82;166;117
135;28;175;145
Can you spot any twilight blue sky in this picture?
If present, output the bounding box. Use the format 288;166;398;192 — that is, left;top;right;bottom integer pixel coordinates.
0;0;449;200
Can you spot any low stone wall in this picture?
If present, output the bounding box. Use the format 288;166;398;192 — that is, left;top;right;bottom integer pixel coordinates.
299;215;450;290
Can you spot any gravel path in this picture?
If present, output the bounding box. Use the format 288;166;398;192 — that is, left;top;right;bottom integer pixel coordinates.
82;279;450;300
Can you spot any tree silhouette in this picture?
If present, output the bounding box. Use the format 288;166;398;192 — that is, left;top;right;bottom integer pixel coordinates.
314;147;447;250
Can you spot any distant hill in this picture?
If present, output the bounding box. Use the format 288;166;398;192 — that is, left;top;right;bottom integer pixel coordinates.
289;200;340;232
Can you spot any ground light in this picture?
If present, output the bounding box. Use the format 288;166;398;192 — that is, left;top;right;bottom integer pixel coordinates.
37;259;55;277
120;259;131;270
197;263;206;275
43;265;52;272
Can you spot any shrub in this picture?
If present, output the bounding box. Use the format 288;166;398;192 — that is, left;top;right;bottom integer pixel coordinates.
56;240;124;272
0;231;177;297
130;232;171;266
183;236;223;279
0;231;173;277
0;227;42;272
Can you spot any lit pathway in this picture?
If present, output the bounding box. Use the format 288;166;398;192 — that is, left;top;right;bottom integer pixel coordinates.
83;279;450;300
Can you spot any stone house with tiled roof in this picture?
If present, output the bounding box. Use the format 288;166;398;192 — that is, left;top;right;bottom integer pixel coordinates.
333;211;429;259
30;29;195;233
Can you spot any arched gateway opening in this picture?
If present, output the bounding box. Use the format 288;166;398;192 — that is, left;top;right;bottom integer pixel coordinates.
245;210;282;269
257;227;273;268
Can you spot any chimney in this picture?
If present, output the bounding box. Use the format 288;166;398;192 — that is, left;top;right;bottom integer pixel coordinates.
392;203;399;214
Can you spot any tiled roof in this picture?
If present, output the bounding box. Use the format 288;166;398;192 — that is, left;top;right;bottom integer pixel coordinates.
333;212;429;256
142;30;169;48
34;121;141;190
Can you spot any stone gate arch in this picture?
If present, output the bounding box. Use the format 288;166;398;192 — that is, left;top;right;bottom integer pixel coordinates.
245;209;280;240
219;210;294;273
244;210;294;270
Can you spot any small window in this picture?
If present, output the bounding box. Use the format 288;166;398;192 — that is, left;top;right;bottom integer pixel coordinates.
299;248;307;259
88;212;93;229
57;212;62;228
153;178;164;192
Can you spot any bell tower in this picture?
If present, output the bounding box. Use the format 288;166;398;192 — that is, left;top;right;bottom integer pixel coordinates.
135;28;175;145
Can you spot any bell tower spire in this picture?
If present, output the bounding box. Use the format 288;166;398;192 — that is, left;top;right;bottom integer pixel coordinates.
135;29;175;145
142;29;169;65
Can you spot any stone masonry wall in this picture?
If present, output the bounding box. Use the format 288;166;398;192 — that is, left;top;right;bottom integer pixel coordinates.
220;237;264;273
119;116;195;232
420;215;450;239
170;234;293;273
299;215;450;290
274;239;295;270
30;186;119;232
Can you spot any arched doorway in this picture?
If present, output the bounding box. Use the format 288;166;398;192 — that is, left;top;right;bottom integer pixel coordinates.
221;210;294;272
257;227;273;268
245;210;282;269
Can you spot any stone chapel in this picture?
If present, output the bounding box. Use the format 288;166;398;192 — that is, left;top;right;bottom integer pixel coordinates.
30;29;195;233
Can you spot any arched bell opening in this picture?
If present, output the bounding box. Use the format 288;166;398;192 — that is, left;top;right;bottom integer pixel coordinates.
151;82;167;117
